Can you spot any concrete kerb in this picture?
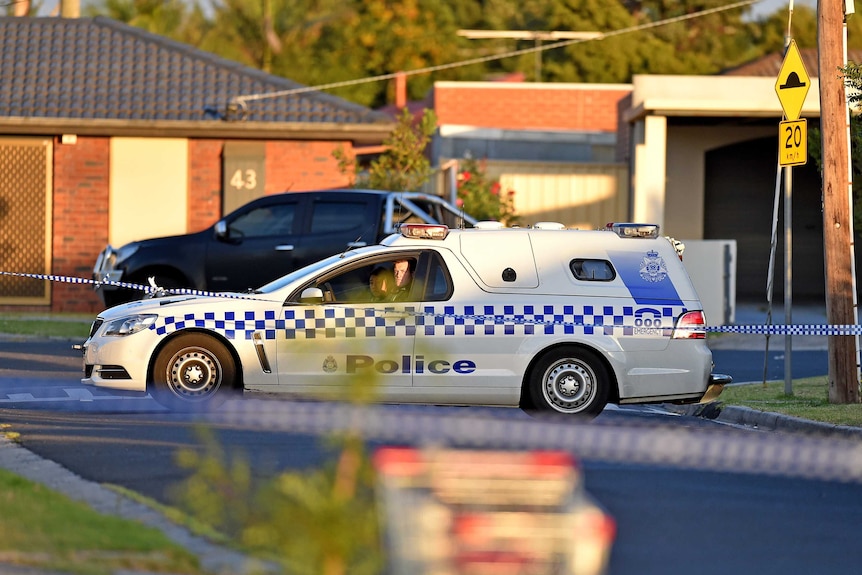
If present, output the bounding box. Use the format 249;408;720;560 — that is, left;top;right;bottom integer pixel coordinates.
666;402;862;439
0;435;279;575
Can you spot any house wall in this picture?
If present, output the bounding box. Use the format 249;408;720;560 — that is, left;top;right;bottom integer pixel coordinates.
189;139;224;233
109;138;189;247
0;136;357;314
434;82;631;131
266;140;353;194
482;160;629;229
51;136;109;313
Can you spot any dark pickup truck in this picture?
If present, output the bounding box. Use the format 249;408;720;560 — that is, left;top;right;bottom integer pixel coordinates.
92;189;475;307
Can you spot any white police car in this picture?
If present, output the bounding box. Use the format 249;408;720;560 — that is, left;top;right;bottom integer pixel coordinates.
81;222;729;416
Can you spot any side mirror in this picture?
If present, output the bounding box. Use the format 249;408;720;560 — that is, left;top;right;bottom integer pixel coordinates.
299;287;324;304
214;220;228;239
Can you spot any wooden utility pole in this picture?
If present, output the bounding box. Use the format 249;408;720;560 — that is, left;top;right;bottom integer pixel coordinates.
819;0;860;403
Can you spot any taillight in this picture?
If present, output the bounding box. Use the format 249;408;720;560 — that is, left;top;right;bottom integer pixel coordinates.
672;310;707;339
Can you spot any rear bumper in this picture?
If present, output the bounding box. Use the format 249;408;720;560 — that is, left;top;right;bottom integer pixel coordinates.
699;373;732;404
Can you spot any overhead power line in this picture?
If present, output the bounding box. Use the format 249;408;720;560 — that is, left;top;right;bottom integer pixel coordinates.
228;0;759;113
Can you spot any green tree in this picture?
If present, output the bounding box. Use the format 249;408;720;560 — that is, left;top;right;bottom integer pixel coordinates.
630;1;763;70
293;0;468;106
4;0;43;16
173;368;385;575
336;107;436;192
84;0;198;40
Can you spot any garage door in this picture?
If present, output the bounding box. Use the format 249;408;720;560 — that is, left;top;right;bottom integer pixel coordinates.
703;135;826;302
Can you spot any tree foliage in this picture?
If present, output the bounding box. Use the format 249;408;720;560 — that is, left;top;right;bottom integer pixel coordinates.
83;0;819;107
456;157;518;225
335;107;436;192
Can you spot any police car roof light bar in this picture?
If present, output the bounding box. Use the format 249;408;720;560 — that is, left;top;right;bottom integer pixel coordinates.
401;223;449;240
606;223;660;239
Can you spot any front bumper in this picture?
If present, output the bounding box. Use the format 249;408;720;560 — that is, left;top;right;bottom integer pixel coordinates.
81;331;155;394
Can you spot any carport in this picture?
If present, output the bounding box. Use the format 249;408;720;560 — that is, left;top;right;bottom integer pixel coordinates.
623;74;825;302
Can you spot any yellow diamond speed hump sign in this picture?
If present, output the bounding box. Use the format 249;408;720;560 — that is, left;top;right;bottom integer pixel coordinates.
775;39;811;121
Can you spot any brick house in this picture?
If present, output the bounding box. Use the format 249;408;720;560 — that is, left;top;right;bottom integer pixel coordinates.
0;16;393;314
430;81;632;230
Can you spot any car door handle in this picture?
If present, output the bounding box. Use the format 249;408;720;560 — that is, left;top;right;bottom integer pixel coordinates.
347;241;367;248
380;311;411;321
275;245;294;251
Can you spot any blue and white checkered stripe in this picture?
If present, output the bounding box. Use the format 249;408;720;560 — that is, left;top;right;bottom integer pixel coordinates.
152;304;685;340
10;270;861;337
412;304;679;337
151;306;862;340
708;324;862;336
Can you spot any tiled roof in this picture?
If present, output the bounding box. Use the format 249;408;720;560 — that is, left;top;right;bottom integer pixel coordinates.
722;48;862;77
0;16;389;124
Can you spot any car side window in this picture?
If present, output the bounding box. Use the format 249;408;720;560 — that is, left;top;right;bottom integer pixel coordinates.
305;256;419;304
421;253;453;301
310;201;368;234
570;259;615;281
229;203;296;238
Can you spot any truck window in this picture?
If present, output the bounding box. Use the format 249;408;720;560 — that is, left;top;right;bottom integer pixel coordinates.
310;201;368;233
230;203;296;238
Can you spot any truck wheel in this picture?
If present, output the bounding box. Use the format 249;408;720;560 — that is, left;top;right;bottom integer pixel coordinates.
151;334;238;411
527;347;610;417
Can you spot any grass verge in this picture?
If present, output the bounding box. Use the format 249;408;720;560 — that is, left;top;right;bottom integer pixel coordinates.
719;376;862;427
0;468;205;575
0;314;92;340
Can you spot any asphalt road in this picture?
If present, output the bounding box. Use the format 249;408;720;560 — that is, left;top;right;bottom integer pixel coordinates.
1;334;857;575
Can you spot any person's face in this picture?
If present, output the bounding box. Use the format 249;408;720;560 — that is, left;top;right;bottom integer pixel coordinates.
393;260;412;287
370;274;388;297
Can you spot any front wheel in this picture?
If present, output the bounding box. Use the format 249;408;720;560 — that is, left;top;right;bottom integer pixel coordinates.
151;333;238;411
526;347;610;417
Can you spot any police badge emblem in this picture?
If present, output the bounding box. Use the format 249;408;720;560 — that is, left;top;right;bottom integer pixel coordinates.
322;355;338;373
639;250;668;283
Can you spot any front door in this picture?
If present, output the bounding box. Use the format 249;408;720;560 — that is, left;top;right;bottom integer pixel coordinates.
205;197;302;292
275;255;421;397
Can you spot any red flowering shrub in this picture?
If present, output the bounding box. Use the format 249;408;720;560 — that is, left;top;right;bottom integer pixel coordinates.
457;157;518;225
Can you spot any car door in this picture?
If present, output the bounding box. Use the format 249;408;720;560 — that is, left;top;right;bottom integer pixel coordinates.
204;195;304;292
275;255;420;395
411;250;524;402
290;193;382;269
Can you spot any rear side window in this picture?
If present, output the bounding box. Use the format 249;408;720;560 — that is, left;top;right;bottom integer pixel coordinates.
310;201;368;233
570;259;615;281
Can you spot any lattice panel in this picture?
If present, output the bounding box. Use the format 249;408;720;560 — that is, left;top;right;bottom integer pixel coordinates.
0;139;50;303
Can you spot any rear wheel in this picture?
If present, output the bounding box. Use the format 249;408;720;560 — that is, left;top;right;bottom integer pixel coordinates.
151;333;238;411
527;347;610;417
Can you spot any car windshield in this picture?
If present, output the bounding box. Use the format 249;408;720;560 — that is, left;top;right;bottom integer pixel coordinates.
254;249;372;294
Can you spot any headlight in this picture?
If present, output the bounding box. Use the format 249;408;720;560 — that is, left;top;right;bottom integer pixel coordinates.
102;314;157;336
113;242;140;266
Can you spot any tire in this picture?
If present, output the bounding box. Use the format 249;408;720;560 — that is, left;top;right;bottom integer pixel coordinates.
526;347;610;417
151;333;238;411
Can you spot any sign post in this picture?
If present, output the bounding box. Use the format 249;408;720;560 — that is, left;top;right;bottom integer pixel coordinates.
773;39;811;394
